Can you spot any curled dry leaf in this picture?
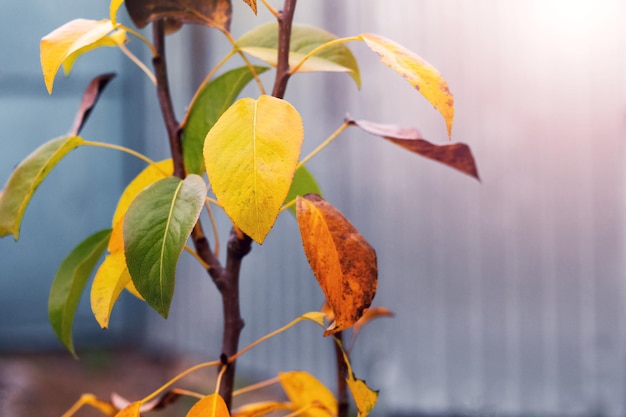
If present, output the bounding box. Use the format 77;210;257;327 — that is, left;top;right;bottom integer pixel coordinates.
348;118;479;180
125;0;232;32
69;73;116;136
296;194;377;336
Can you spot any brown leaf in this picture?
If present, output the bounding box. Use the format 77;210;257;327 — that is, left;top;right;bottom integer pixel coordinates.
125;0;232;32
296;194;377;336
69;73;116;136
348;118;480;180
242;0;257;14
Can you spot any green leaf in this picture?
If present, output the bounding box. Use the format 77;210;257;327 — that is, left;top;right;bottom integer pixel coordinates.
284;166;322;216
237;23;361;88
40;19;116;94
203;95;304;244
183;65;269;175
0;136;85;240
49;229;112;357
125;0;232;32
123;175;206;318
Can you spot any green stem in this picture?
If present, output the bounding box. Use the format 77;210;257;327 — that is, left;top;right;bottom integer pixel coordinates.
289;36;362;75
296;121;349;170
82;141;157;167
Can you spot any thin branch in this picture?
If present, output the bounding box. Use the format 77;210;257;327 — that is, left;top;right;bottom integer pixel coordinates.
289;36;362;75
296;121;349;169
152;20;185;179
334;333;349;417
118;43;157;85
271;0;298;99
261;0;280;18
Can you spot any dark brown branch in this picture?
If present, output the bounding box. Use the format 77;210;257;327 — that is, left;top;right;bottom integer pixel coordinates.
152;20;185;179
271;0;298;99
334;333;349;417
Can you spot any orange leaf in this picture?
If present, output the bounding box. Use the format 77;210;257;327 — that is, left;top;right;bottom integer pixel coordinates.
187;393;230;417
360;33;454;138
296;194;377;336
232;401;293;417
353;306;394;334
242;0;257;14
348;118;479;180
115;401;141;417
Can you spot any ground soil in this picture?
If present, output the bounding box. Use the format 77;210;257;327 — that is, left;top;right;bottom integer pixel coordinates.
0;349;276;417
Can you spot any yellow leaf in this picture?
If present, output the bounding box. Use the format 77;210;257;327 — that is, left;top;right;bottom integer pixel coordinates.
110;0;125;26
296;194;378;336
41;19;115;94
187;394;230;417
91;251;132;329
279;371;337;417
112;159;173;227
337;345;378;417
232;401;293;417
359;33;454;138
62;29;127;75
204;96;304;244
301;311;326;328
115;401;141;417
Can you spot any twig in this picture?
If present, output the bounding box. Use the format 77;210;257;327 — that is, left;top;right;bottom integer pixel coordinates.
271;0;298;99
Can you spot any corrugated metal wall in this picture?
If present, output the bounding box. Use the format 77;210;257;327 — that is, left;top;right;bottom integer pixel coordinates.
145;1;626;416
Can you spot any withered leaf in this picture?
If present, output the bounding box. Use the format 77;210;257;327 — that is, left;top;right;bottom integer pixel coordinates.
69;73;116;136
125;0;232;32
242;0;257;15
348;118;479;180
296;194;377;336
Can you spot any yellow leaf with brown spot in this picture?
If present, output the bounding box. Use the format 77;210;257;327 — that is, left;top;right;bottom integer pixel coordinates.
187;394;230;417
204;96;303;244
242;0;257;14
279;371;337;417
360;33;454;138
296;194;377;336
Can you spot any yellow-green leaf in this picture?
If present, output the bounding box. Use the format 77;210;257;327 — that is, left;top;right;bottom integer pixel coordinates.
0;136;84;239
359;33;454;138
91;251;133;329
187;394;230;417
124;175;207;318
279;371;337;417
41;19;115;94
62;29;126;76
337;342;378;417
296;194;377;336
49;229;112;357
112;159;173;229
233;401;293;417
110;0;125;26
204;95;304;244
237;23;360;88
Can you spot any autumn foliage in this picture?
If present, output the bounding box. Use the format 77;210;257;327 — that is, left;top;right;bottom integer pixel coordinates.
0;1;478;416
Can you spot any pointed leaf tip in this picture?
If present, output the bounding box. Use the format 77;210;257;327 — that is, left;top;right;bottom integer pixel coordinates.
296;194;378;335
123;175;206;318
242;0;257;15
49;229;111;356
348;118;479;180
360;33;454;138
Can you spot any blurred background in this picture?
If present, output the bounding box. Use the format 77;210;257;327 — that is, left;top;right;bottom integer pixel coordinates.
1;1;625;416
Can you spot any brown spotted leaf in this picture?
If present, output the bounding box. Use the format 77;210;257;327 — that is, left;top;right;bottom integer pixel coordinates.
125;0;232;32
242;0;256;14
296;194;377;336
348;118;479;180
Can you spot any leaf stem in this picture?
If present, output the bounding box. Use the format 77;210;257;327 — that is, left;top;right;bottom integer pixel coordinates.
205;200;221;257
180;50;236;129
260;0;280;18
184;245;210;269
232;376;280;397
118;43;156;85
82;141;157;167
289;36;362;75
141;361;221;404
123;25;158;57
222;31;266;95
296;121;349;170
